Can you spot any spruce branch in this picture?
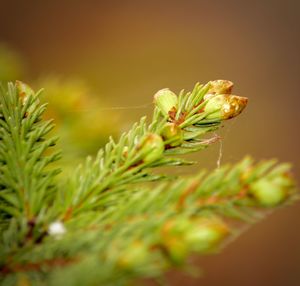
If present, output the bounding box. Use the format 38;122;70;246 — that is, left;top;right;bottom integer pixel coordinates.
0;158;297;285
0;80;298;286
58;80;248;221
0;81;60;240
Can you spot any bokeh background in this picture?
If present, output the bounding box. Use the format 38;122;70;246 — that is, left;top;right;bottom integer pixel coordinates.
0;0;299;285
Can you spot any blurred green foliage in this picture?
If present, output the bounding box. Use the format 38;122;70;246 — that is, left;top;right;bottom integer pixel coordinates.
0;43;120;169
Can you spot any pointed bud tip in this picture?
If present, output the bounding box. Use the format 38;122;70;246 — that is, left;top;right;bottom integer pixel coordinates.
222;95;248;119
153;88;171;99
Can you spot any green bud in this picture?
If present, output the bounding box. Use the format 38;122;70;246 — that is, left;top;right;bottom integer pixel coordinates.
161;217;229;261
208;79;234;94
138;133;164;163
164;238;189;264
154;88;178;116
161;219;191;264
185;218;229;252
203;94;248;120
118;241;148;268
250;178;287;207
161;123;183;147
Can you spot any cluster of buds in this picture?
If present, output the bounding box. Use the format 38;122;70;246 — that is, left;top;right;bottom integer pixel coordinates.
153;80;248;122
249;174;293;207
152;80;248;153
161;217;229;263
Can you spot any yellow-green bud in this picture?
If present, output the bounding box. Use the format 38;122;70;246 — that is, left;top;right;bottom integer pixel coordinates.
164;238;188;264
250;178;287;207
161;217;229;261
161;219;191;263
161;123;183;147
118;241;148;269
208;79;234;94
185;218;229;252
138;133;164;163
154;88;178;116
203;94;248;120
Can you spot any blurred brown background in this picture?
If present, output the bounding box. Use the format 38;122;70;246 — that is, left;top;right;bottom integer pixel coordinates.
1;0;299;285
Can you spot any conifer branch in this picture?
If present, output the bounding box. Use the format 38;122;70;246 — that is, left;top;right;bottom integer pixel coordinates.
0;82;60;239
1;158;297;285
0;80;297;286
58;81;248;221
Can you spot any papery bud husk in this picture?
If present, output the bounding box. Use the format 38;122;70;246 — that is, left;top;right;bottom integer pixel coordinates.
208;79;234;94
154;88;178;116
204;94;248;120
138;133;164;163
161;123;183;147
